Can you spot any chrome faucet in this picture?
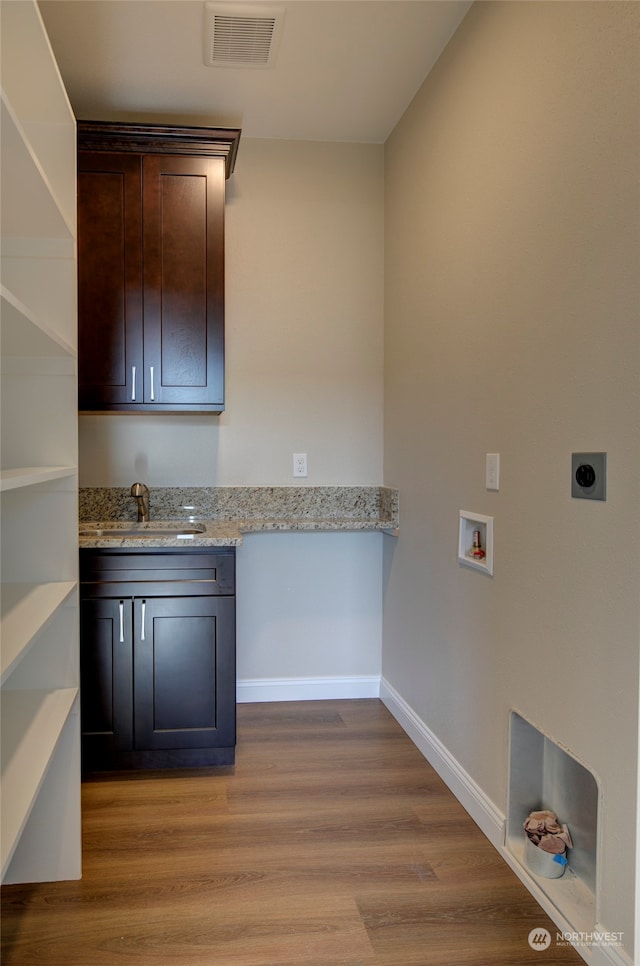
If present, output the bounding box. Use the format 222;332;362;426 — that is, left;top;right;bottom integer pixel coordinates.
130;482;150;522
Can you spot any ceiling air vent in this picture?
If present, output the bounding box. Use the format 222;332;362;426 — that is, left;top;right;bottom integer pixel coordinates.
204;2;285;69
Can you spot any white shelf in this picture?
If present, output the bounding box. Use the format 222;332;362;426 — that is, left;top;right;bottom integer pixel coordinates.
0;0;80;885
1;582;77;685
0;466;76;492
0;0;74;130
1;688;78;879
1;238;77;352
0;93;74;241
1;284;75;357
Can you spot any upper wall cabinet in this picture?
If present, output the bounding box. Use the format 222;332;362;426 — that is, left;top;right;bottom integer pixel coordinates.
77;122;241;414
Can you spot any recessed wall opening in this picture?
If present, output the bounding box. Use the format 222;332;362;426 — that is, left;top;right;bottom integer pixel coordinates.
507;711;599;933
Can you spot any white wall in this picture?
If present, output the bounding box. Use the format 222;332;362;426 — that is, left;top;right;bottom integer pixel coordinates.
79;137;385;694
237;530;383;701
383;0;640;954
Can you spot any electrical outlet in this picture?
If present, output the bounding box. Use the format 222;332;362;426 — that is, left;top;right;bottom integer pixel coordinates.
571;452;606;500
293;453;308;478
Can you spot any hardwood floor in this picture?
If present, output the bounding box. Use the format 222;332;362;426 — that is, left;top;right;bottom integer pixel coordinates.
2;700;583;965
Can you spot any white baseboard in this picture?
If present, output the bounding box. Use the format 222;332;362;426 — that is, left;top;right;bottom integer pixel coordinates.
236;675;381;703
379;677;632;966
379;677;505;847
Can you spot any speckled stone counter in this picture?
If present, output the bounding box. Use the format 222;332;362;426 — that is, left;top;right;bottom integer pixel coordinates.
79;486;399;548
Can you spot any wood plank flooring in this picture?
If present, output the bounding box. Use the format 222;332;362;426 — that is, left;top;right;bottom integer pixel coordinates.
2;700;583;965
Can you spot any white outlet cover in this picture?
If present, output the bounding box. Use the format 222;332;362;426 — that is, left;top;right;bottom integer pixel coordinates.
293;453;308;477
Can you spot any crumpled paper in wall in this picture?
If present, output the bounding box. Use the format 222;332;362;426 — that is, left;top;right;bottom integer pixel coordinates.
524;809;573;854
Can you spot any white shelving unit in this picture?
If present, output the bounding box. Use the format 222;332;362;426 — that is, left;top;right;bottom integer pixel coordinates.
1;0;80;884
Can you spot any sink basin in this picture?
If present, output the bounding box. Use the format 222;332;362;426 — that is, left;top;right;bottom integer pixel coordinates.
80;523;206;538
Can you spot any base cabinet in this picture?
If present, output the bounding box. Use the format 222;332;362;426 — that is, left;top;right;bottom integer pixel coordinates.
80;549;236;771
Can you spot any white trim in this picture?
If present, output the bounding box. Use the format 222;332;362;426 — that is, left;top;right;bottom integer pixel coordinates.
379;677;632;966
379;677;504;846
237;675;381;703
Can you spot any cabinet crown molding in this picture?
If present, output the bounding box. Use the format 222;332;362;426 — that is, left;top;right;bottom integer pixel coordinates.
77;121;241;179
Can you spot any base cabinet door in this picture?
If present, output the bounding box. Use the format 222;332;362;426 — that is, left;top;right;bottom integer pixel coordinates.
133;595;236;751
81;598;235;771
80;597;134;759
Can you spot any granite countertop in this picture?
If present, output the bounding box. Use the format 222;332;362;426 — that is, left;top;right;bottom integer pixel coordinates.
79;486;399;549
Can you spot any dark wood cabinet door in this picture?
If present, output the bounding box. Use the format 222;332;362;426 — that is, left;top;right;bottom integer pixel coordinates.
77;153;143;409
142;155;225;409
78;151;226;412
80;550;236;770
80;597;134;760
133;595;235;750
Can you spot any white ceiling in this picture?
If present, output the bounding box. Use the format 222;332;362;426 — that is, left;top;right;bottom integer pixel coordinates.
38;0;472;143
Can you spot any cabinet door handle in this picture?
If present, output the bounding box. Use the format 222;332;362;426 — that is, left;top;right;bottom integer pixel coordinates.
149;366;155;402
141;600;146;641
119;601;125;643
131;366;136;402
